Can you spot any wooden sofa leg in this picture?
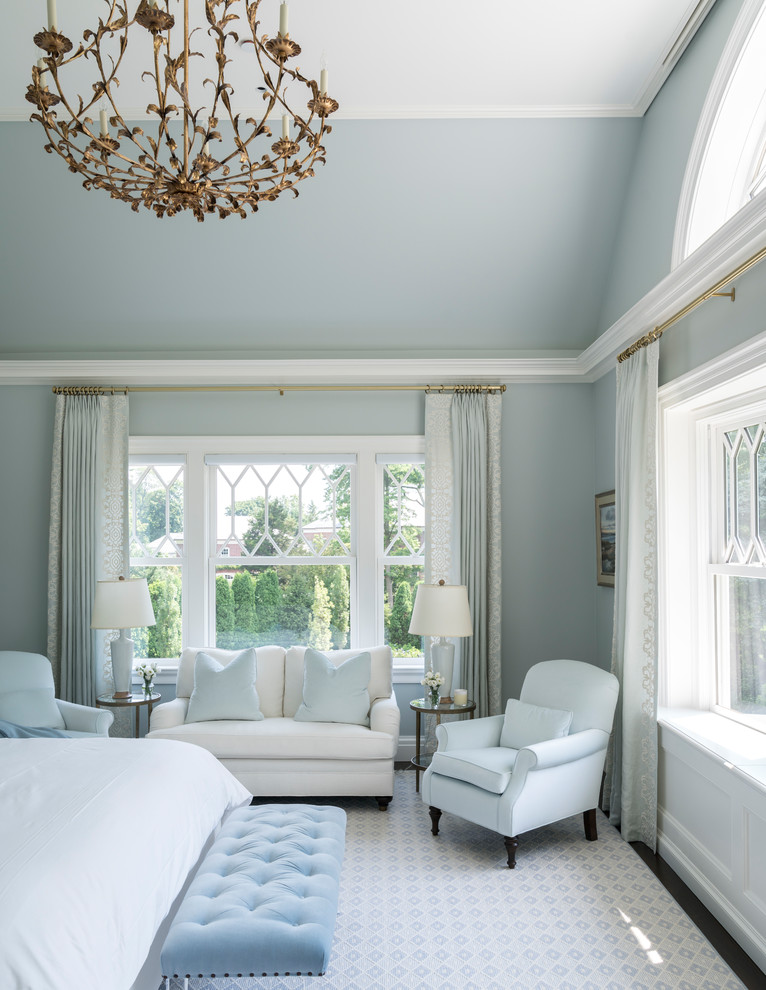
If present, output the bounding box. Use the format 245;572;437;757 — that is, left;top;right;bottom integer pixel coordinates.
584;808;598;841
376;796;392;811
504;835;518;869
429;806;442;835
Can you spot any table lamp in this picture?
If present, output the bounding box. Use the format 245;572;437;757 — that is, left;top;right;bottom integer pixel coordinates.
408;580;472;703
91;576;156;698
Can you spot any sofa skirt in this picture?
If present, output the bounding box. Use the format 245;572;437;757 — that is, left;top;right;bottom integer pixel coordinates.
220;758;395;797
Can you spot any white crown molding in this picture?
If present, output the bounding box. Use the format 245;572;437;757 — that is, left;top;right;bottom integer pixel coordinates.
633;0;718;117
1;103;644;124
0;355;584;387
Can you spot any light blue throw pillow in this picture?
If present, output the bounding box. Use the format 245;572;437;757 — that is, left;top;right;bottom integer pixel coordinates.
293;649;371;726
499;698;573;749
185;649;264;724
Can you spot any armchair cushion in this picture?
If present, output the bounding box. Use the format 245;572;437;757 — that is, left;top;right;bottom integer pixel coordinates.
499;698;572;750
185;649;264;724
0;687;66;730
293;649;371;726
430;747;519;795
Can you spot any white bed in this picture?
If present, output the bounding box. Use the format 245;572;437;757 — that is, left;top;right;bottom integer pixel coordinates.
0;738;251;990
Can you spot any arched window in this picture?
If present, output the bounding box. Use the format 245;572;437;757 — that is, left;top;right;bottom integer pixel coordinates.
674;0;766;264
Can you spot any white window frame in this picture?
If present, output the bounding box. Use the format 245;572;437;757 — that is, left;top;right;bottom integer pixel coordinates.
129;436;425;675
659;332;766;734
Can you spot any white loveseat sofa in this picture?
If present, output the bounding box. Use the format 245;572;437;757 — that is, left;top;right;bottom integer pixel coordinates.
147;645;400;808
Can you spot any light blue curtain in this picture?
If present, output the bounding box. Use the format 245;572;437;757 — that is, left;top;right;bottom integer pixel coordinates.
47;394;129;705
603;341;659;850
425;391;502;717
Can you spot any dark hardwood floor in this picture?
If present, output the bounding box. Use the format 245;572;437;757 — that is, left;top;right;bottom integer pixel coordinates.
630;839;764;989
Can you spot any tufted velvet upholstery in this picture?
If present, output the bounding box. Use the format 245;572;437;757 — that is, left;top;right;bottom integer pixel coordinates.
161;804;346;979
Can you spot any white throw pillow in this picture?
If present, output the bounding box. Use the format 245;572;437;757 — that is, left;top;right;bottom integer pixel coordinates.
185;648;264;724
0;688;65;729
293;648;371;726
499;698;573;749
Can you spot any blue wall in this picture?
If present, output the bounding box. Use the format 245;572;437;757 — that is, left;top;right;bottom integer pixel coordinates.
0;116;639;357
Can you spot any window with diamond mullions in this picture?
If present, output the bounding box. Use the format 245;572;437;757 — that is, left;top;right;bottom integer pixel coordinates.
208;456;354;652
713;419;766;722
128;457;185;662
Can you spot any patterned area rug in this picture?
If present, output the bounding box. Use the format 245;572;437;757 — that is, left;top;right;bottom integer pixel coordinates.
161;771;744;990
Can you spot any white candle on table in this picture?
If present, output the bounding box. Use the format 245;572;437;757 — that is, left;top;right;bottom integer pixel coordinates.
279;2;288;36
319;68;328;96
100;109;109;137
453;688;468;707
47;0;57;31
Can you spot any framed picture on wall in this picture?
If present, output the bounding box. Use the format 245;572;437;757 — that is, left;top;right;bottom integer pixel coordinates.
595;490;615;587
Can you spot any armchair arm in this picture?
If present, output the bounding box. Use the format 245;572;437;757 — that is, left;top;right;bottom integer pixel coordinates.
57;700;113;736
435;714;504;751
370;695;400;738
148;697;188;732
520;728;608;770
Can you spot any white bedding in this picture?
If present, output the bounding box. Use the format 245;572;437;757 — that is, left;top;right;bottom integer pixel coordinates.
0;738;251;990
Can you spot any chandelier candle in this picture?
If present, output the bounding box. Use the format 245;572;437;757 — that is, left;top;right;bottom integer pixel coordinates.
28;1;339;220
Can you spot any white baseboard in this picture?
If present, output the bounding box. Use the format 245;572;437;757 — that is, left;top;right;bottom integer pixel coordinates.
397;736;416;763
658;824;766;975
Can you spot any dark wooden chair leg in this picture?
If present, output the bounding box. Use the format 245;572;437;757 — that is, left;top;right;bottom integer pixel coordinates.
583;807;598;841
376;796;392;811
503;835;518;869
429;806;442;835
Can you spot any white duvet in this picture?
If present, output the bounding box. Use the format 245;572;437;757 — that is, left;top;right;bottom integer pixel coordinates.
0;738;251;990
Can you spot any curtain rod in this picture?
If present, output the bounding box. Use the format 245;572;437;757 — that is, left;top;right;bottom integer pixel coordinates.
51;382;507;396
617;242;766;364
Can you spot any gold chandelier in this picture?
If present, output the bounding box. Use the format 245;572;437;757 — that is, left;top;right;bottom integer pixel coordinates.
28;0;339;220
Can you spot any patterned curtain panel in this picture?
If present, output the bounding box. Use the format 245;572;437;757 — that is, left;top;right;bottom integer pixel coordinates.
603;341;659;850
47;394;129;705
425;392;502;717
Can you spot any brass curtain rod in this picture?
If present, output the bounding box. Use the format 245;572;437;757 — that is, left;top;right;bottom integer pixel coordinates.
617;242;766;363
52;383;507;396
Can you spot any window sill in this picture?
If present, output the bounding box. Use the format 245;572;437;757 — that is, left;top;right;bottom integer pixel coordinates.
659;707;766;791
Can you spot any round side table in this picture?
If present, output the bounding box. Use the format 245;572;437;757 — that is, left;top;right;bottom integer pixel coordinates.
409;697;476;792
96;692;160;738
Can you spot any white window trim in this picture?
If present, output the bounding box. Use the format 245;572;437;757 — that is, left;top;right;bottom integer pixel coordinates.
130;435;425;679
659;331;766;738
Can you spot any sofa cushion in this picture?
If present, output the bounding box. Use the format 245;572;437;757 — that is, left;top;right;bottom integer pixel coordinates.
176;646;285;717
148;717;397;761
294;649;371;726
186;649;264;724
284;646;392;717
430;747;519;795
499;698;573;750
0;688;66;730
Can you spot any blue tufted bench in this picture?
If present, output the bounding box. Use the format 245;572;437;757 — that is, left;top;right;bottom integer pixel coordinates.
161;804;346;983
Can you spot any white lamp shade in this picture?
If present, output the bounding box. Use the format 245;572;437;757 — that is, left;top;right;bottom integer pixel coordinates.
91;578;156;630
408;583;472;637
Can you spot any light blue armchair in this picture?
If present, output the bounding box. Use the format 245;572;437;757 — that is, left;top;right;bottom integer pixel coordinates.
422;659;619;868
0;651;113;737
